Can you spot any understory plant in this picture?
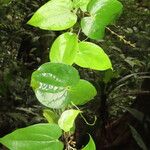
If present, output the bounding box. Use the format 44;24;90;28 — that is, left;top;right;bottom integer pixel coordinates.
0;0;123;149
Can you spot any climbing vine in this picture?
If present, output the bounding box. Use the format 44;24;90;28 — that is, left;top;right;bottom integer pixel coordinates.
0;0;123;149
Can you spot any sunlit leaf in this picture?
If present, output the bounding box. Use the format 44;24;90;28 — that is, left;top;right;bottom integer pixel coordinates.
81;0;123;39
31;62;80;109
75;42;112;70
81;15;105;40
82;134;96;150
31;62;97;108
27;0;77;30
69;79;97;105
58;109;80;132
0;123;64;150
50;32;78;65
73;0;91;11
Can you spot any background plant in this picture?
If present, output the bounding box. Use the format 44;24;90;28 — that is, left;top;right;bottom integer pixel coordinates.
0;0;123;149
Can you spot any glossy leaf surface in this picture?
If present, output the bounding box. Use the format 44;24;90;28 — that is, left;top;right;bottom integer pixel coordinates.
75;42;112;70
81;0;123;39
31;62;80;109
73;0;91;11
82;134;96;150
50;32;78;65
27;0;77;30
68;79;97;105
0;123;63;150
58;109;80;132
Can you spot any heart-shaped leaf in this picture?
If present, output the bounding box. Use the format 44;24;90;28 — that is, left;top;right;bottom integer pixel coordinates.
27;0;77;30
31;62;80;109
68;79;97;105
50;32;78;65
0;123;63;150
82;134;96;150
31;63;97;108
81;0;123;39
75;42;112;70
58;109;81;132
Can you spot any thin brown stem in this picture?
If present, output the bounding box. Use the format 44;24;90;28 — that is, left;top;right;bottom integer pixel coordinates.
106;27;136;48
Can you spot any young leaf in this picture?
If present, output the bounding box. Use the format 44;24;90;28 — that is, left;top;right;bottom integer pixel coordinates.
73;0;91;11
129;125;148;150
31;62;80;109
50;32;78;65
75;42;112;70
58;109;80;132
0;123;64;150
68;79;97;105
27;0;77;30
82;134;96;150
43;109;59;123
81;0;123;39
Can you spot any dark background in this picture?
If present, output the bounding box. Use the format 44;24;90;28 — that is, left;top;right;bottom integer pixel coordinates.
0;0;150;149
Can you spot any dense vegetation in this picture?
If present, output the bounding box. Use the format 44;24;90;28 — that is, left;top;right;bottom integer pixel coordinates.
0;0;150;149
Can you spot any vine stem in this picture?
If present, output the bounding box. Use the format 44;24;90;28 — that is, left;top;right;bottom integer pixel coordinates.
77;28;81;37
71;102;97;126
106;27;136;48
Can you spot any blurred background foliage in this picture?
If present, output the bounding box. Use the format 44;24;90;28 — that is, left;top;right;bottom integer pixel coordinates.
0;0;56;136
0;0;150;149
102;0;150;118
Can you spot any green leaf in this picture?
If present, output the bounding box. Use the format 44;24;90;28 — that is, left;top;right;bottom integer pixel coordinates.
50;32;78;65
82;134;96;150
81;15;105;40
31;63;97;109
0;123;64;150
73;0;91;11
69;79;97;105
75;42;112;70
81;0;123;39
31;62;80;109
129;125;148;150
43;109;59;123
70;123;76;134
58;109;80;132
27;0;77;30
